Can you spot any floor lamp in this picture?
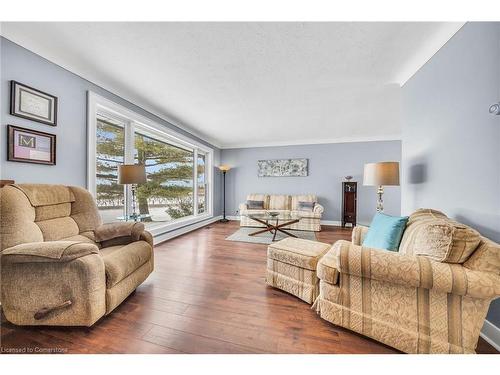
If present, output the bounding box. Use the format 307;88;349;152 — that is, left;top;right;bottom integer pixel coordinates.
218;165;231;222
363;161;400;212
118;164;147;221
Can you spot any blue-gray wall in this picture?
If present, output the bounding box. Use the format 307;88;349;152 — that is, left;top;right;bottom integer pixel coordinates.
0;37;222;218
401;22;500;327
221;141;402;225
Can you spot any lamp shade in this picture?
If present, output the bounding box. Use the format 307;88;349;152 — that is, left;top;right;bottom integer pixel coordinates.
363;162;400;186
218;165;231;172
118;164;147;184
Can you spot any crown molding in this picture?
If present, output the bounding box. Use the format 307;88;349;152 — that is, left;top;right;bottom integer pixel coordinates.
397;22;466;86
220;134;401;150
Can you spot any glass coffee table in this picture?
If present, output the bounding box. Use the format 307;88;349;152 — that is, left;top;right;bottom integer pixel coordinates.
242;212;303;242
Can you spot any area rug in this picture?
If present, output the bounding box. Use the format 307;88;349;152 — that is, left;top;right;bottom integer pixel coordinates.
226;227;317;244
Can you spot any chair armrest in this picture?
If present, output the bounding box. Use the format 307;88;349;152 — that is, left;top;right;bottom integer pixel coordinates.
94;222;145;242
313;203;324;214
239;203;248;212
351;225;369;245
1;241;99;264
324;240;500;299
140;230;154;248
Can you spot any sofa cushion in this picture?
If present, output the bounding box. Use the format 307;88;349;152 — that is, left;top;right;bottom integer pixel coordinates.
240;209;268;216
269;195;290;210
291;194;317;210
246;200;265;209
241;209;291;220
399;209;481;263
101;241;152;288
363;213;409;251
267;237;330;270
290;210;321;219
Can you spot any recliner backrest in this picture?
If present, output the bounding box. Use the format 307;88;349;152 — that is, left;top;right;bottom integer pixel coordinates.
0;184;102;251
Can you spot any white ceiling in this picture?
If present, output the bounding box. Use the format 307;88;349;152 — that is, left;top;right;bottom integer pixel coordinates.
1;22;464;148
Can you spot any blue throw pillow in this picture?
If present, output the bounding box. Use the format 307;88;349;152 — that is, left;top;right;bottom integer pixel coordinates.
362;213;409;251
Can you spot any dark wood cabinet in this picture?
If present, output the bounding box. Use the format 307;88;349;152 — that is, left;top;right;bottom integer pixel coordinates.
342;181;357;227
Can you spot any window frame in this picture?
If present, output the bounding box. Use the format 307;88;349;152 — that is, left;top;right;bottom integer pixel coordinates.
87;91;214;236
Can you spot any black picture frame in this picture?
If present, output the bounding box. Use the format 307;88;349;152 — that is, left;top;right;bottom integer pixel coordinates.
10;80;58;126
7;125;57;165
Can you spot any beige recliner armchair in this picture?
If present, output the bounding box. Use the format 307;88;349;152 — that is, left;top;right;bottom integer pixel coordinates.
0;184;154;326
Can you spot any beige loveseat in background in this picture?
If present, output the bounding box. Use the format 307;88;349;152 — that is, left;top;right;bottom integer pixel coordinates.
314;209;500;353
239;194;324;232
0;184;154;326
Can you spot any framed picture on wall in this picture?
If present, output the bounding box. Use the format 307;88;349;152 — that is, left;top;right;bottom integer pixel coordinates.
257;158;308;177
7;125;56;165
10;80;58;126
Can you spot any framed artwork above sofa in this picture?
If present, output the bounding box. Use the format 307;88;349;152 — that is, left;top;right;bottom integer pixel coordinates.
257;158;308;177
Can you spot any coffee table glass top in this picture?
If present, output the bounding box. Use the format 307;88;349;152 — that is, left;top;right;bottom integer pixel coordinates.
242;211;302;220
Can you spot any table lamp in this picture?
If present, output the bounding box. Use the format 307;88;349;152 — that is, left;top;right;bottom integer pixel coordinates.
118;164;147;221
218;165;231;222
363;161;399;212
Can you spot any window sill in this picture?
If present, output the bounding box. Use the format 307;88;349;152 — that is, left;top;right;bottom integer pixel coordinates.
146;213;213;237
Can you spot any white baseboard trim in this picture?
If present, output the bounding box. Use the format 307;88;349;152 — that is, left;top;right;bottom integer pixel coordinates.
321;220;342;226
227;216;342;227
480;319;500;351
153;215;222;245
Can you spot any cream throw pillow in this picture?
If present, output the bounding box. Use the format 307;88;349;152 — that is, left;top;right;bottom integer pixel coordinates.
413;219;481;263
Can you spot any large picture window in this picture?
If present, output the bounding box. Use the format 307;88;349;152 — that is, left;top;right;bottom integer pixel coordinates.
88;92;213;233
133;130;194;223
95;115;126;224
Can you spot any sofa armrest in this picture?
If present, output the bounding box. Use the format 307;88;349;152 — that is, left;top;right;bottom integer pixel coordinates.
239;203;248;212
313;203;324;214
1;241;99;264
323;240;500;299
94;222;145;242
351;225;369;245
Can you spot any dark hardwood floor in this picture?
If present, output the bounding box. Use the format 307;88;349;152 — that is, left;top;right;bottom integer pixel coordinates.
1;221;497;354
